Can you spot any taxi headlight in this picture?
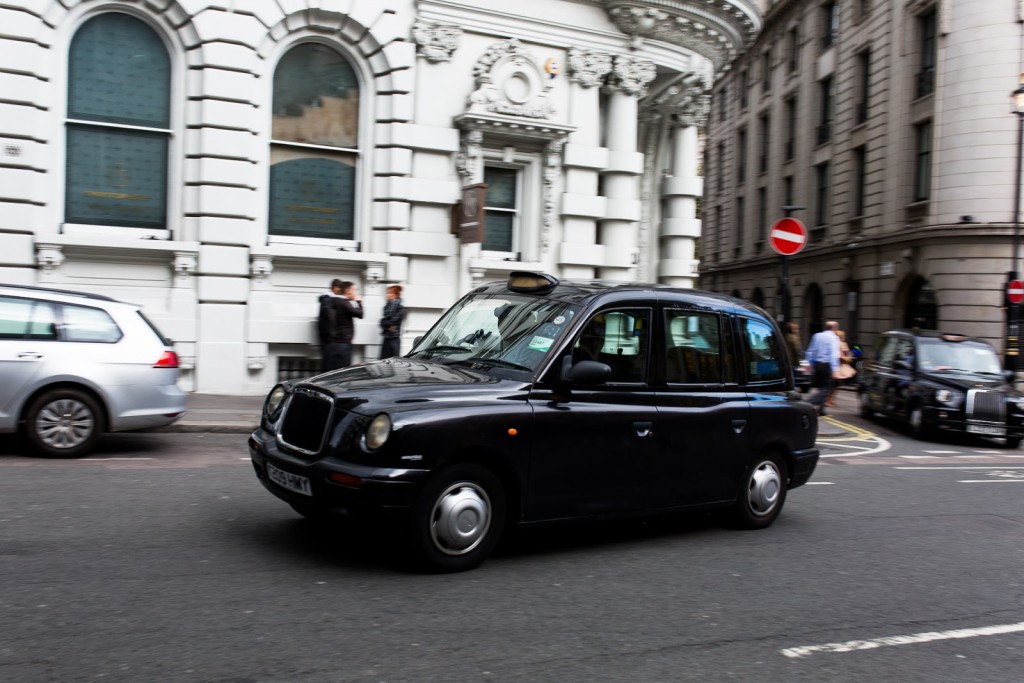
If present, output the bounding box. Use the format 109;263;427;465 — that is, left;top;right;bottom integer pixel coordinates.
934;389;962;407
265;384;288;420
364;413;392;451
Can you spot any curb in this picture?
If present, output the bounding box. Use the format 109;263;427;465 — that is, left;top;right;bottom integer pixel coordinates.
152;422;258;434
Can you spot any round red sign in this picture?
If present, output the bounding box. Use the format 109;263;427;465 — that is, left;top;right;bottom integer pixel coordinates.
768;217;808;257
1009;279;1024;304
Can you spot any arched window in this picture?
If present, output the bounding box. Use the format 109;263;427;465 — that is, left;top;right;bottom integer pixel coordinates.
269;43;360;241
65;13;171;229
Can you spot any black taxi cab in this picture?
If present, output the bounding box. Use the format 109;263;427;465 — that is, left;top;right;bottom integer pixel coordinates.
248;273;819;572
858;329;1024;446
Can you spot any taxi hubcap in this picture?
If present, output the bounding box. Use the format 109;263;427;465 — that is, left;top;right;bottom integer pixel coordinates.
747;461;781;516
430;482;491;556
36;399;94;449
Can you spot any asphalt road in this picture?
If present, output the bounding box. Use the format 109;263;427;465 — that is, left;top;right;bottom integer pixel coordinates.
0;423;1022;682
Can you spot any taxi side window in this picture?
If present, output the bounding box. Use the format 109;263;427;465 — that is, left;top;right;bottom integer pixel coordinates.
740;318;784;382
663;310;722;384
0;296;57;341
876;335;896;365
572;309;650;383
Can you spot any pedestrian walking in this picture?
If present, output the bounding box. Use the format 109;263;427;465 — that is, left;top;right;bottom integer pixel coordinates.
785;321;802;369
317;279;343;373
379;284;405;359
804;320;841;416
826;328;856;407
323;280;363;371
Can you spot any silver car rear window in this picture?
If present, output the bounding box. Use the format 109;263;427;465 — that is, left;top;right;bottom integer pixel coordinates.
60;304;123;343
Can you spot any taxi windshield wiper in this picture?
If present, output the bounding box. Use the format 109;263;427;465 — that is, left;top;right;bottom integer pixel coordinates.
460;356;532;372
413;345;470;356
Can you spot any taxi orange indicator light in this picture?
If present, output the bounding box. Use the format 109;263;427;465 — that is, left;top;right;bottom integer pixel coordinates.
328;472;363;488
507;428;518;436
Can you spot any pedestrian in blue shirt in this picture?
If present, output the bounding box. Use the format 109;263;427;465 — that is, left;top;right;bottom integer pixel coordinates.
805;320;841;416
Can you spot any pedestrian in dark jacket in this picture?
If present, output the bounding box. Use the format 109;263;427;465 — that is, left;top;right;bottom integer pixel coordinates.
323;280;363;371
317;279;344;372
379;284;405;359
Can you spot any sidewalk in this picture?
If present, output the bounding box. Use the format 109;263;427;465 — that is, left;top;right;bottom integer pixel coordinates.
157;388;861;437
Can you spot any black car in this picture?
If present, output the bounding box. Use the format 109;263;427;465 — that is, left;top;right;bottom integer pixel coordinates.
857;329;1024;446
249;272;820;572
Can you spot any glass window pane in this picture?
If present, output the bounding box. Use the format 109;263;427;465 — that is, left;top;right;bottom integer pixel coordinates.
61;305;122;343
0;297;33;339
483;211;513;251
65;125;168;228
743;318;783;381
572;309;650;383
268;146;356;239
484;168;517;209
273;44;359;148
664;310;721;383
68;13;170;127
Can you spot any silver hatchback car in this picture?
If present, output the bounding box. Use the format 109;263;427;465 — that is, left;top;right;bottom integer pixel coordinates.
0;284;186;457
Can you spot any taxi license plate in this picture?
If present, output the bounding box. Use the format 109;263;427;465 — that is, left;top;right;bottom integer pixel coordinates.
967;424;1005;436
266;462;312;496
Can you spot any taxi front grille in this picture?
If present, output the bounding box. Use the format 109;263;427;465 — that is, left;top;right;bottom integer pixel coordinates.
966;389;1004;422
278;389;333;456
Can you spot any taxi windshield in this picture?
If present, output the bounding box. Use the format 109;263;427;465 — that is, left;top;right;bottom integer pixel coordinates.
408;293;580;374
917;339;1003;375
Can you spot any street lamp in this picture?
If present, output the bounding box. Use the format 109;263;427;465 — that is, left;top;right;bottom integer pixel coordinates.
1006;75;1024;373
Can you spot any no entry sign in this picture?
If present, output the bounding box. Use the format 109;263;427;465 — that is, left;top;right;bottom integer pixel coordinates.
769;217;808;257
1009;279;1024;304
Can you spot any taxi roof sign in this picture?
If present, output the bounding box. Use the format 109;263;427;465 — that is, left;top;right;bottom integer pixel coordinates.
507;271;559;293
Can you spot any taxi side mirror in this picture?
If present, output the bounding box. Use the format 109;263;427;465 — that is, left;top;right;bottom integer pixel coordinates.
564;359;612;385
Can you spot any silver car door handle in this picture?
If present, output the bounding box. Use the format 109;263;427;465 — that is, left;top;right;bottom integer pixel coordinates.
732;419;747;434
634;421;653;438
17;352;43;359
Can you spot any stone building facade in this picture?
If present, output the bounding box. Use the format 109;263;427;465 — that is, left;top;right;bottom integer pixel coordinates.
0;0;763;393
701;0;1024;358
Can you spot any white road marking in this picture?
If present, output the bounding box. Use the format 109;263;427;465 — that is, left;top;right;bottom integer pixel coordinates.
899;455;938;459
781;621;1024;659
953;455;996;459
957;479;1024;483
924;450;960;454
81;457;154;461
896;466;1024;470
806;482;835;485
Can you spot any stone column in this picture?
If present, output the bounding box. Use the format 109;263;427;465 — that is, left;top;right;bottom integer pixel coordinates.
455;130;484;295
660;96;709;288
599;55;655;280
560;49;613;279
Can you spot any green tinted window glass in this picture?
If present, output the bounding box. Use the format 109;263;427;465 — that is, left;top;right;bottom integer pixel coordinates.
68;13;170;127
484;168;517;209
483;212;513;251
65;125;168;228
273;44;359;148
268;150;355;239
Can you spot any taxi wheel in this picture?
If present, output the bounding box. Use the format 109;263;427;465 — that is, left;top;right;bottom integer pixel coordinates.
408;463;505;573
24;388;102;458
858;392;874;419
731;453;787;530
1006;436;1021;449
908;406;931;440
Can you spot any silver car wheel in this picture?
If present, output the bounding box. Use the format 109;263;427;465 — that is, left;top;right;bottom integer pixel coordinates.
429;481;492;556
35;398;95;450
747;460;782;517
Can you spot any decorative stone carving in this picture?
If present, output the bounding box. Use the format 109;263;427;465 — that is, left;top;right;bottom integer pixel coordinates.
364;262;386;283
541;138;566;252
35;243;64;273
467;38;555;119
455;129;484;184
172;251;197;286
247;357;267;371
250;255;273;282
178;355;195;370
671;92;711;128
568;48;613;88
412;21;462;62
604;1;758;74
607;55;656;97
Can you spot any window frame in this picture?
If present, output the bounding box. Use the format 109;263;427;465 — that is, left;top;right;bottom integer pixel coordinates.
913;120;933;202
265;37;370;250
814;161;830;227
60;10;178;239
480;151;541;262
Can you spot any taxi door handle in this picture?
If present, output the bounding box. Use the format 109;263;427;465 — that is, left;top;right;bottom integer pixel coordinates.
633;421;653;438
17;352;43;359
732;419;747;434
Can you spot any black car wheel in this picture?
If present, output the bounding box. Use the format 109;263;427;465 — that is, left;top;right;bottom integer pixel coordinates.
730;452;787;529
24;388;102;458
908;405;931;440
408;463;505;573
858;391;874;419
1006;436;1021;449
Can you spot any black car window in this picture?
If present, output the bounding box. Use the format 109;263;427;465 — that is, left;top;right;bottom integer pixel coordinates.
876;334;896;365
740;317;785;382
60;304;123;343
664;310;722;384
0;296;57;340
572;308;651;383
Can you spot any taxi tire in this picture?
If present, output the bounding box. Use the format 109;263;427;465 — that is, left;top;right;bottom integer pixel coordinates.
730;452;787;530
908;405;931;441
24;388;102;458
858;391;874;419
1006;436;1021;449
407;463;505;573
